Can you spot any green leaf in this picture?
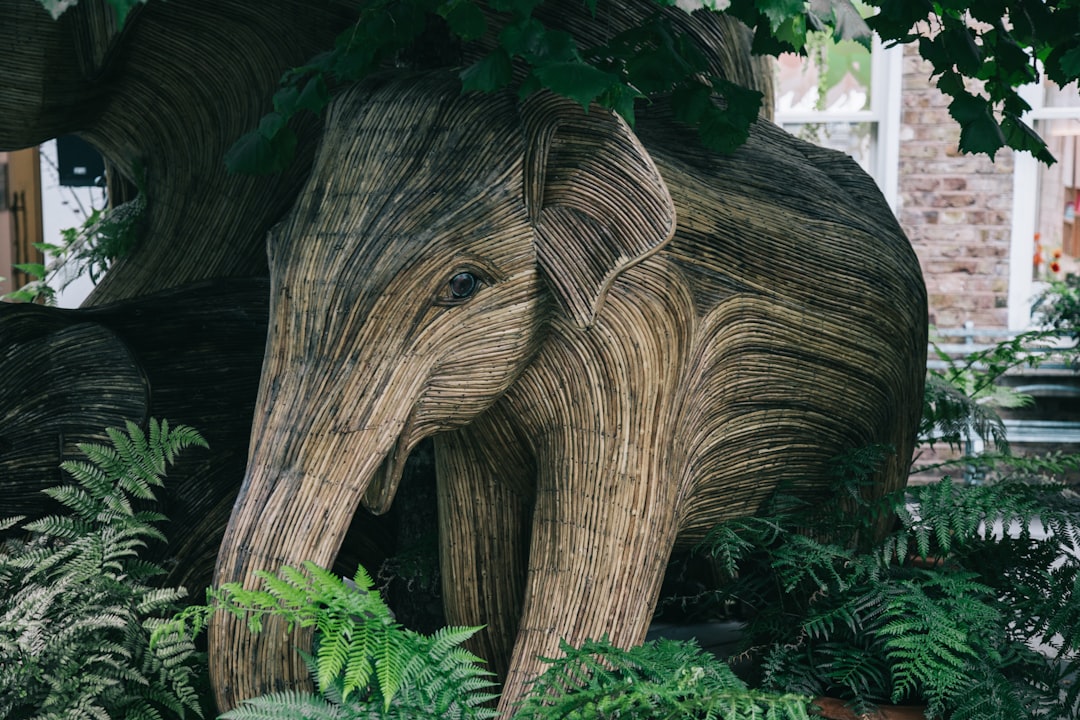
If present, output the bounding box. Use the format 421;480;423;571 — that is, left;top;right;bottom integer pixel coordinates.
498;15;545;59
942;85;1006;158
1061;45;1080;79
943;23;983;76
257;112;288;139
500;17;579;64
756;0;805;32
13;263;47;278
625;48;687;95
517;73;542;101
772;13;808;51
674;79;761;154
599;83;642;127
224;126;297;175
533;62;618;109
273;86;301;115
460;49;513;93
442;1;487;41
295;75;330;114
807;0;871;46
867;0;933;43
1002;113;1055;165
918;35;950;73
273;77;327;118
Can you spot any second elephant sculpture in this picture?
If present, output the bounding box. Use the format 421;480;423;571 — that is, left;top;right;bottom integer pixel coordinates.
209;70;928;715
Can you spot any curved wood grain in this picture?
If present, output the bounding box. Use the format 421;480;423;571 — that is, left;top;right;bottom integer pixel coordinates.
209;71;927;715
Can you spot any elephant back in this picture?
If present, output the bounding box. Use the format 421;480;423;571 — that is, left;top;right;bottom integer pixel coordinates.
636;113;927;540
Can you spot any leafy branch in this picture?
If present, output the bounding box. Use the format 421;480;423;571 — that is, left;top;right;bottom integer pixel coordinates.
866;0;1080;164
39;0;1080;169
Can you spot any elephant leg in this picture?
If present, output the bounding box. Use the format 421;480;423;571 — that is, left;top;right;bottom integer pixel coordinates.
435;404;535;681
496;460;678;714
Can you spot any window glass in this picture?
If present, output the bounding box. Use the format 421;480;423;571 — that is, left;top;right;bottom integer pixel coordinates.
775;41;872;114
1033;118;1080;280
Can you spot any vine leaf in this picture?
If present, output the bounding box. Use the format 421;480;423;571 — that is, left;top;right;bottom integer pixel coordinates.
533;62;619;109
806;0;871;46
756;0;805;32
224;127;297;175
440;1;487;41
1062;45;1080;77
460;49;513;93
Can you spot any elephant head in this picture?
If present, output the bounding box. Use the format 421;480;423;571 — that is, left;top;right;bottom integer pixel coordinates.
209;71;926;715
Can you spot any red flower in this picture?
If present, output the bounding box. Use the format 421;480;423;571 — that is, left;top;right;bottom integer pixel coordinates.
1051;261;1062;273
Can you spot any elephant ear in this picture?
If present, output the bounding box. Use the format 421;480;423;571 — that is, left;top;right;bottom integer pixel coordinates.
523;94;675;328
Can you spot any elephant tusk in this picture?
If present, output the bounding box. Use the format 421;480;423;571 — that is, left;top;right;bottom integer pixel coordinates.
361;410;416;514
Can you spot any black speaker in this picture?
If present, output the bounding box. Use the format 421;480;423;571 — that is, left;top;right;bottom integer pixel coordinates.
56;136;106;187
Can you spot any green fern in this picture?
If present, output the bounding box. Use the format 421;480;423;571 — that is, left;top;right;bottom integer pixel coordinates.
704;462;1080;719
0;418;208;720
162;561;498;719
514;636;811;720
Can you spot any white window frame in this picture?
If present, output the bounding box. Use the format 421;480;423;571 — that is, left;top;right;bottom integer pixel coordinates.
773;35;904;213
1006;83;1080;330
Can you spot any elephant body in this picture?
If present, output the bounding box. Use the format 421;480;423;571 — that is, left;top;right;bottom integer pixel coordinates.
209;71;926;714
0;281;267;589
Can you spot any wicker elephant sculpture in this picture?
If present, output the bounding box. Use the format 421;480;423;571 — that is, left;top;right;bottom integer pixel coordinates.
209;70;928;715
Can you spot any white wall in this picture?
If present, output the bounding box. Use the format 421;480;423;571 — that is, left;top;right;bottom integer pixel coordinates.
39;139;102;308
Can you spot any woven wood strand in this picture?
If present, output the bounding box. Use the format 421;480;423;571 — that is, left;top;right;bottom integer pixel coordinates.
209;70;927;717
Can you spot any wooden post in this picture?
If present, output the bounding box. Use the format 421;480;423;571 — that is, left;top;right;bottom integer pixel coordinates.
0;147;45;297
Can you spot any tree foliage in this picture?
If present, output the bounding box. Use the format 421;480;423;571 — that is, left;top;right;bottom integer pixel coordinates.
38;0;1080;172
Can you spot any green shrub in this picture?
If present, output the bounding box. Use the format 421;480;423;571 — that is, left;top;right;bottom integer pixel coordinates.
515;636;810;720
163;562;814;720
698;457;1080;719
0;419;208;720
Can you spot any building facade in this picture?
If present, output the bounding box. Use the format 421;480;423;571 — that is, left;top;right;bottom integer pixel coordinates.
776;40;1080;332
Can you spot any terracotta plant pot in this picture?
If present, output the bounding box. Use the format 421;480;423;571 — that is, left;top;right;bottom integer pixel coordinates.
812;696;928;720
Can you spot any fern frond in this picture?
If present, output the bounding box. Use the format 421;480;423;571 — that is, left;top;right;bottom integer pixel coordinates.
20;513;94;541
220;690;346;720
515;636;811;720
0;515;26;533
57;459;114;504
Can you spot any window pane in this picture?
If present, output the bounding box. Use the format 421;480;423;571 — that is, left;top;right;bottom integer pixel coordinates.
775;40;872;113
781;122;876;175
1033;118;1080;280
1045;78;1080;109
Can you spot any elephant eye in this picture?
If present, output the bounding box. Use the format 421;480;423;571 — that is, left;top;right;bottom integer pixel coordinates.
448;272;478;299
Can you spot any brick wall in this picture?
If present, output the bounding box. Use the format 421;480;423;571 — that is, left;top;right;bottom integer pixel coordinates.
897;45;1015;329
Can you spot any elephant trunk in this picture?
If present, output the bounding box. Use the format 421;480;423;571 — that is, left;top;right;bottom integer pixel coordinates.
208;382;407;711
